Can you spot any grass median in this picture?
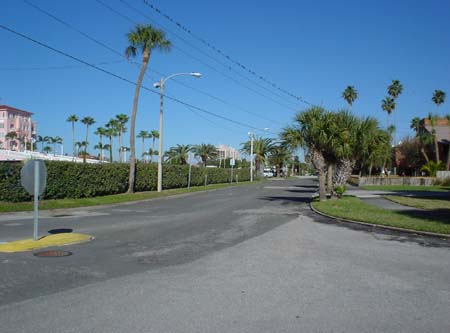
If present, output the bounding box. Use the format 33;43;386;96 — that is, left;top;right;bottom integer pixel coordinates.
312;196;450;235
384;195;450;210
0;181;258;213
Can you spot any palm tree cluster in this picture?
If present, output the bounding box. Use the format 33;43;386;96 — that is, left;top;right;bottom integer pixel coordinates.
36;135;63;155
137;129;159;163
164;143;218;166
66;115;95;162
281;107;390;201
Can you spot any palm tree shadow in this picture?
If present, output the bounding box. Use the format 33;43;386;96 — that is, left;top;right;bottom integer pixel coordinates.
395;208;450;225
260;196;312;205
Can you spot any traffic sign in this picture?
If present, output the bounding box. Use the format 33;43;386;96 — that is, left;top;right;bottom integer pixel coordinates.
21;160;47;196
230;158;235;166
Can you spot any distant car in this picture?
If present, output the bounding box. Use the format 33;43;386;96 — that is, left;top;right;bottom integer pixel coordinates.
263;168;274;177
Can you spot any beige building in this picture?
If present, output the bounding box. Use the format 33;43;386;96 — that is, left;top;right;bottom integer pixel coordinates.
217;144;241;160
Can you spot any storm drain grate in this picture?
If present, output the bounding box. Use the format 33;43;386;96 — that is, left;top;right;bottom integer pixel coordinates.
34;250;72;257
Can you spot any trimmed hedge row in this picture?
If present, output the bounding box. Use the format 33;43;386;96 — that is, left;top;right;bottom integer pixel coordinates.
0;161;250;202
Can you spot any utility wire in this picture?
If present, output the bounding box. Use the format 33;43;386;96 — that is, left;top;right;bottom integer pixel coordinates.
26;0;283;124
119;0;301;110
99;0;299;112
0;60;125;71
141;0;314;106
0;23;273;133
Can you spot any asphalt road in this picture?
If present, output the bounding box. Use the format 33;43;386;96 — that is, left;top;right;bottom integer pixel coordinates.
0;177;449;332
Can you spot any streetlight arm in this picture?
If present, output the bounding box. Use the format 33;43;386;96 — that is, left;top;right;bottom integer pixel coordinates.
161;72;202;85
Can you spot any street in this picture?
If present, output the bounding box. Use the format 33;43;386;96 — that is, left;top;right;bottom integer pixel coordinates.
0;177;449;332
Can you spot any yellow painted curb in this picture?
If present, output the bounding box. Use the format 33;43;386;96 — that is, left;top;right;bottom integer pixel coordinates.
0;233;94;253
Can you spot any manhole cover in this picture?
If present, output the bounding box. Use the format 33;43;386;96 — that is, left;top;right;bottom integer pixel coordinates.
34;250;72;257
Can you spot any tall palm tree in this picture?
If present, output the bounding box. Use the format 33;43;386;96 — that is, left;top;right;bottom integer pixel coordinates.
381;96;396;129
43;146;52;154
105;122;118;162
66;114;78;156
137;130;149;161
165;144;193;165
387;80;403;146
150;129;159;163
94;142;108;161
115;114;129;162
428;113;440;163
94;127;107;162
432;90;446;107
193;143;218;167
241;137;275;177
446;114;450;170
342;86;358;109
81;116;95;162
269;144;291;177
125;24;171;193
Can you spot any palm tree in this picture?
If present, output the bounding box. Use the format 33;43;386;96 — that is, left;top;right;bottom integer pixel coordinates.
410;117;431;163
125;24;171;193
428;113;440;163
115;114;129;162
388;80;403;99
43;146;52;154
241;137;275;177
150;129;159;163
269;144;291;177
81;116;95;162
66;114;78;156
48;136;62;156
165;144;192;165
94;127;107;162
104;122;118;162
432;90;446;107
381;96;396;129
446;114;450;170
342;86;358;109
5;131;17;150
137;130;149;161
193;143;218;167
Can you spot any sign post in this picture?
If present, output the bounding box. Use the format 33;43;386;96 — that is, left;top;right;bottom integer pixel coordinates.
21;160;47;241
230;158;235;184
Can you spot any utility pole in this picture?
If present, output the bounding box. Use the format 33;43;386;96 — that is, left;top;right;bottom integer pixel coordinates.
248;132;254;182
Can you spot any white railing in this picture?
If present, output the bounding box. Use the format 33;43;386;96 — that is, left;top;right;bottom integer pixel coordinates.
0;149;102;163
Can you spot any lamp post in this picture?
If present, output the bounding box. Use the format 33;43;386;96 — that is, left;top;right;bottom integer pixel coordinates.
154;72;202;192
248;132;254;182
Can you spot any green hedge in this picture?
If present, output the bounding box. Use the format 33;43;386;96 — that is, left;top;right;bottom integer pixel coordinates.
0;161;250;202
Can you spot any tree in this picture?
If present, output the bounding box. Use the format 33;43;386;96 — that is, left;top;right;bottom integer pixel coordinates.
193;143;218;167
165;144;192;165
137;130;149;161
43;146;52;154
115;114;129;162
48;136;62;156
381;96;396;128
421;160;444;177
342;86;358;109
36;135;48;152
94;127;107;162
81;116;95;162
241;137;275;178
410;117;432;163
5;131;17;150
106;119;119;162
150;129;159;163
446;114;450;170
125;24;171;193
388;80;403;99
269;144;291;177
432;90;446;107
66;114;78;156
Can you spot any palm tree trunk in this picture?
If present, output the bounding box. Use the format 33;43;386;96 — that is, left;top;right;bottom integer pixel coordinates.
369;161;373;177
446;145;450;171
109;136;113;162
311;149;326;201
326;164;333;193
119;131;123;162
141;137;145;162
84;126;88;163
100;135;103;162
434;136;439;163
151;138;155;163
72;122;75;157
128;50;150;193
420;147;429;163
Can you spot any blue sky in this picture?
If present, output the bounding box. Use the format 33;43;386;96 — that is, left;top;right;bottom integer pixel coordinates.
1;0;449;160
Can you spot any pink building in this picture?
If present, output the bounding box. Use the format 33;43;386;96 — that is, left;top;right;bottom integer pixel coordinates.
0;105;37;151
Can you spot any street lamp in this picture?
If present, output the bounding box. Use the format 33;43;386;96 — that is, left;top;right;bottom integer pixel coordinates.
154;72;202;192
248;132;254;182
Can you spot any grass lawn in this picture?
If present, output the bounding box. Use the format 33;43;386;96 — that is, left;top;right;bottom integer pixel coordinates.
361;185;450;192
312;196;450;235
0;181;256;213
384;195;450;210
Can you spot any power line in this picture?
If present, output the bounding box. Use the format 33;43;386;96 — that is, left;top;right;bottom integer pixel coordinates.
0;23;272;134
26;0;284;124
102;0;299;112
141;0;314;106
0;60;125;71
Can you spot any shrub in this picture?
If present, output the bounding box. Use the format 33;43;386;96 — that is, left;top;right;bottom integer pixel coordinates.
0;161;250;202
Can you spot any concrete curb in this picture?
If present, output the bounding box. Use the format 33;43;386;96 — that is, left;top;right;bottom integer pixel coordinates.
309;202;450;240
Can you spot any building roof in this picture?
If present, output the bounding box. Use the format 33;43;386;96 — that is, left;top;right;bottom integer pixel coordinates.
0;105;33;116
421;118;450;144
